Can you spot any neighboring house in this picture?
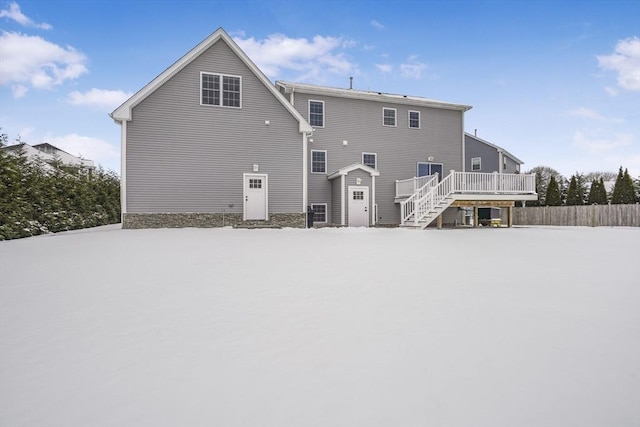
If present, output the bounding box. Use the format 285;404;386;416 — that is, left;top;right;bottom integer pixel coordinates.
2;142;95;173
111;28;536;229
465;133;523;174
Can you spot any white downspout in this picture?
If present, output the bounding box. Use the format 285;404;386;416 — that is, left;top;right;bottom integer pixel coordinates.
371;175;376;226
461;113;465;172
302;132;308;213
341;175;346;225
120;120;127;222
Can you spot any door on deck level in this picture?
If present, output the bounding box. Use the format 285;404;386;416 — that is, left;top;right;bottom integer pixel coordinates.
417;162;443;180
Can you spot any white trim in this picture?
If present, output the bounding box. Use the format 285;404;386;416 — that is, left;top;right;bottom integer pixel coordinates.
120;120;127;218
199;72;242;108
310;203;328;223
408;110;421;129
302;133;308;212
382;107;397;127
416;161;444;177
340;175;345;226
276;81;473;112
327;163;380;180
308;99;325;128
347;185;370;227
243;173;268;221
362;152;377;170
371;176;376;225
111;28;312;134
310;149;327;174
471;157;482;171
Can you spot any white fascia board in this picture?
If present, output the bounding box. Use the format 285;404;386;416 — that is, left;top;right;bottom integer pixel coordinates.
464;133;524;165
111;28;313;135
327;163;381;180
276;81;472;112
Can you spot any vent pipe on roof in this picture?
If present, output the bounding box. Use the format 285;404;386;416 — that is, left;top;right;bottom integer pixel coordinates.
349;76;353;90
474;129;477;137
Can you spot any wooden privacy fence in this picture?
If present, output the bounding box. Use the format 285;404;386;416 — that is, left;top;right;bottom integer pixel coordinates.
511;204;640;227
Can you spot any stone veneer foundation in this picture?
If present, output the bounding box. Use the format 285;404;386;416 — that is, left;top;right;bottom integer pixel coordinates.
122;213;306;229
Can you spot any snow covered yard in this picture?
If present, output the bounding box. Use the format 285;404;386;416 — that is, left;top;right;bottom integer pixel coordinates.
1;225;639;427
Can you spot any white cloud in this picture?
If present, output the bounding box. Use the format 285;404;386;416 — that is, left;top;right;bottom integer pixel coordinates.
597;36;640;91
376;63;392;73
400;59;427;79
567;107;624;123
46;133;120;171
234;33;357;82
370;20;385;30
0;31;87;96
0;1;52;29
604;86;618;96
68;88;133;110
572;130;633;153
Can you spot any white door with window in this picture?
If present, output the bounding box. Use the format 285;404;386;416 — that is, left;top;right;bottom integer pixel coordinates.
243;174;267;220
348;186;369;227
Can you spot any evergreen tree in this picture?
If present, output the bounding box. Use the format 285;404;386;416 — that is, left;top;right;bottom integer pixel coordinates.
566;175;584;205
587;178;608;204
545;175;562;206
598;177;609;204
610;167;636;204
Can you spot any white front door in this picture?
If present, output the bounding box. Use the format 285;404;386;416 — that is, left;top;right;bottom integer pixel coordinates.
348;186;369;227
244;174;267;220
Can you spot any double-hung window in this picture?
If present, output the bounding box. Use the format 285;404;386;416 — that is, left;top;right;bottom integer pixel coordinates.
311;150;327;174
311;203;327;223
409;110;420;129
383;108;396;127
362;152;377;169
201;72;241;107
471;157;481;171
309;100;324;127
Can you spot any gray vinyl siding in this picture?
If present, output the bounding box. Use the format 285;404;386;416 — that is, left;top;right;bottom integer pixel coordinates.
503;155;519;174
126;39;303;214
291;92;464;224
465;135;499;173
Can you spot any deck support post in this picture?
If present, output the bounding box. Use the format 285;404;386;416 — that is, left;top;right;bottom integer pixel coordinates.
474;206;479;228
437;214;443;229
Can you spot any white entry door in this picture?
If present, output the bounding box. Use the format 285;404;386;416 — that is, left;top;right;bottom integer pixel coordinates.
244;174;267;220
348;186;369;227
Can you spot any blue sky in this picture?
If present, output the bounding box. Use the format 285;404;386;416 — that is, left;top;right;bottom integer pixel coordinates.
1;0;639;178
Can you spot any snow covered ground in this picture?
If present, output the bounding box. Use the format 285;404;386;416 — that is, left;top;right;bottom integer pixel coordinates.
1;225;639;427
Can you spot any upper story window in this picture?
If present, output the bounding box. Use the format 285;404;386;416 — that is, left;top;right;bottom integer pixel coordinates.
201;72;241;108
309;100;324;127
362;152;377;169
409;110;420;129
471;157;481;171
383;108;396;127
311;150;327;174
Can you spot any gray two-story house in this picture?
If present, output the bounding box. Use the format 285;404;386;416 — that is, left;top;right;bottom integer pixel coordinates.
111;28;536;229
465;132;523;174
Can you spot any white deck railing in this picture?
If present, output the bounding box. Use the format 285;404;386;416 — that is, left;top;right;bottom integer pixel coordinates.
395;175;435;198
399;174;439;224
400;171;537;226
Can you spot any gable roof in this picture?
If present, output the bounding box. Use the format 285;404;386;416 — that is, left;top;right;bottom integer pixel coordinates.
464;133;523;165
276;81;472;112
110;28;312;134
327;163;380;180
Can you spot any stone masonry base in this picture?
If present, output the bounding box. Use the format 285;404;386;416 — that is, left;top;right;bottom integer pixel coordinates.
122;212;306;229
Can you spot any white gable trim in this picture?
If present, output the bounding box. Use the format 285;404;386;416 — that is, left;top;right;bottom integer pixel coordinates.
327;163;380;180
110;28;312;134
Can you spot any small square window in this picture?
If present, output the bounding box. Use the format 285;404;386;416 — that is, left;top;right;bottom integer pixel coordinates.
383;108;396;127
201;72;241;108
362;153;377;169
311;150;326;174
471;157;481;171
353;191;364;200
409;110;420;129
249;178;262;189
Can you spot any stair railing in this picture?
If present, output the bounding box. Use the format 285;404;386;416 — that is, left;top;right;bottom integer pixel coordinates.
399;173;439;225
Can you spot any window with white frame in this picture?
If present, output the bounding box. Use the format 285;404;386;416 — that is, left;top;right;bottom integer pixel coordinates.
362;152;377;169
201;72;241;107
515;163;520;173
309;100;324;127
383;108;396;127
471;157;481;171
409;110;420;129
311;203;327;223
503;157;507;171
311;150;326;173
